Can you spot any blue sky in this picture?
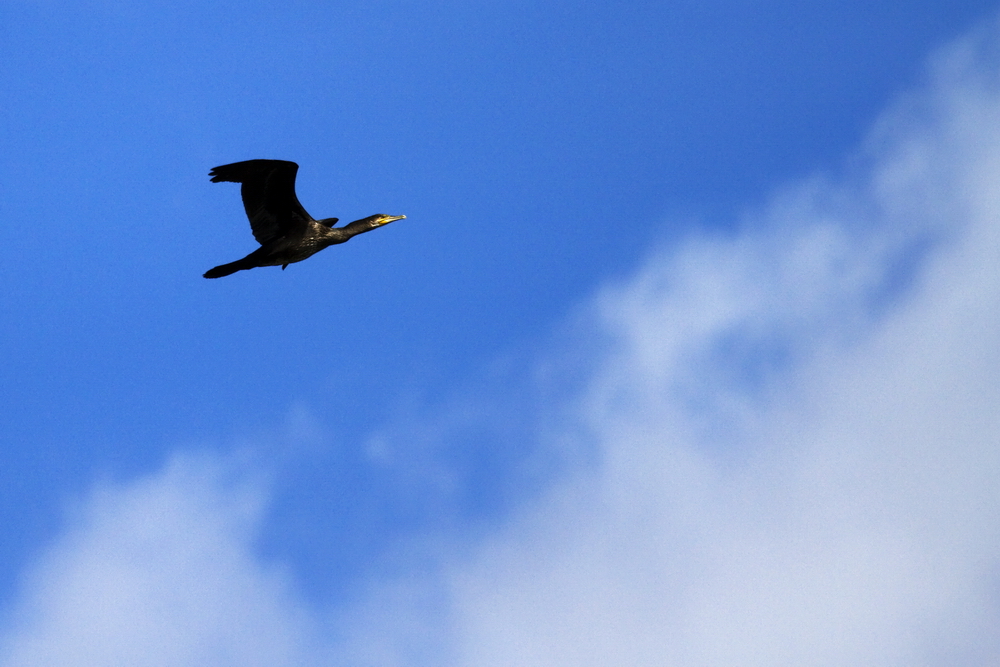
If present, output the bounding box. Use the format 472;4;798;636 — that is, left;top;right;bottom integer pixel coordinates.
3;1;1000;665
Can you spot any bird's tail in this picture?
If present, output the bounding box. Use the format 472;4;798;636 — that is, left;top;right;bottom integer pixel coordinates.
203;259;252;279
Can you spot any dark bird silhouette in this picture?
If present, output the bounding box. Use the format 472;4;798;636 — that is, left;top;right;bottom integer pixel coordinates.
204;159;405;278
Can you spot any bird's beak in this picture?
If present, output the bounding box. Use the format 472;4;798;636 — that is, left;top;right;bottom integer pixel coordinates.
380;215;406;225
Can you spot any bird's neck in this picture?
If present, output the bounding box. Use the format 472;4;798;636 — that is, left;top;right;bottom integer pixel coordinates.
340;217;378;236
316;218;370;246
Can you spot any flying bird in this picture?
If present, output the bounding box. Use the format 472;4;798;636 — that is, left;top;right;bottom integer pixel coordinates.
203;159;405;278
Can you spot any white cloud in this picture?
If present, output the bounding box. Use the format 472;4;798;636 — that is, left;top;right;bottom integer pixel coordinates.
4;16;1000;667
446;21;1000;667
0;454;325;667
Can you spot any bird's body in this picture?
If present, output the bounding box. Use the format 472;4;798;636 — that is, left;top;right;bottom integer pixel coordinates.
204;159;404;278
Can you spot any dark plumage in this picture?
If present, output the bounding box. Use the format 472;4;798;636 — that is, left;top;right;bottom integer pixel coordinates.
204;159;405;279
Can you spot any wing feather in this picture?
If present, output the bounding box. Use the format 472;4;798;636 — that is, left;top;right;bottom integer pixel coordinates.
209;159;315;245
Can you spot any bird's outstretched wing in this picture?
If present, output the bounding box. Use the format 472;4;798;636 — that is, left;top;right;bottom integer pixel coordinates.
209;159;315;245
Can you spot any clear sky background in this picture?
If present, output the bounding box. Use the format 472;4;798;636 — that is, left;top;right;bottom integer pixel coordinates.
2;1;1000;665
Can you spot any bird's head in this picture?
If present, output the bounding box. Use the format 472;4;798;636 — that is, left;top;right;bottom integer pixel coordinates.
365;213;406;228
340;213;407;238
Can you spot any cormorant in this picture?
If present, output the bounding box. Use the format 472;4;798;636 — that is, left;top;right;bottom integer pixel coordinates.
203;159;405;279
